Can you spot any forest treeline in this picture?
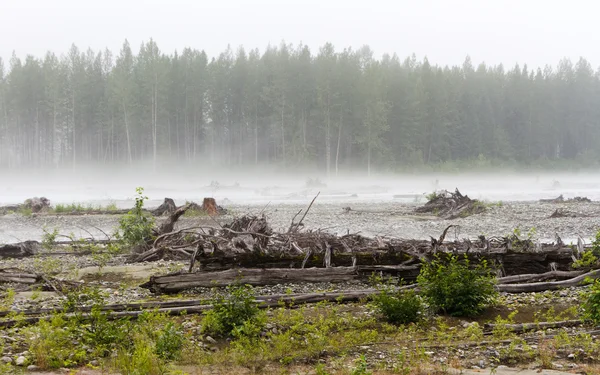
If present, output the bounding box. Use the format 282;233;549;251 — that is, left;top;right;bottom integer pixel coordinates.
0;40;599;173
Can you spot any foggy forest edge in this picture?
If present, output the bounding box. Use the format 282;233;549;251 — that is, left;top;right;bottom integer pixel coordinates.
1;40;600;174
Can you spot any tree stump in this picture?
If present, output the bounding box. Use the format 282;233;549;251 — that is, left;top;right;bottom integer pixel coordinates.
201;198;218;216
23;197;50;213
153;198;177;216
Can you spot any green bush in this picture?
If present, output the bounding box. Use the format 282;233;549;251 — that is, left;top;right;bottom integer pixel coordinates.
202;284;265;338
592;229;600;258
583;279;600;325
573;250;598;269
114;187;155;248
154;322;185;361
417;254;497;317
372;287;423;325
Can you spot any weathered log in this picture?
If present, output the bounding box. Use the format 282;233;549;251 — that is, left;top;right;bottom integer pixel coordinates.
140;267;360;293
496;269;600;293
0;269;40;284
484;320;583;334
497;270;585;284
0;241;41;258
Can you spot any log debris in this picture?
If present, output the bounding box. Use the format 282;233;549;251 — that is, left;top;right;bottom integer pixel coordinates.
415;189;485;219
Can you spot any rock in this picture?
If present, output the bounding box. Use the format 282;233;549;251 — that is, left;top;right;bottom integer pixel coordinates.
15;356;26;366
205;335;217;344
0;356;11;364
424;351;434;356
567;353;575;359
27;365;39;371
90;360;99;367
553;363;564;369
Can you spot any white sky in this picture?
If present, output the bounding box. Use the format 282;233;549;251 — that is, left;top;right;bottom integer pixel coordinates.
1;0;599;70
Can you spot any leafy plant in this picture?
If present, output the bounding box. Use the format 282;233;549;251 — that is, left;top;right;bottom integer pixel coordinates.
573;250;598;269
417;254;498;317
350;355;372;375
202;284;265;338
114;187;154;248
154;322;185;361
583;279;600;325
372;286;423;325
41;227;60;250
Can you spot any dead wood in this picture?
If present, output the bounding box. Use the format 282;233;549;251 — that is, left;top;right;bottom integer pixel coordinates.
549;208;588;218
415;188;485;219
483;320;583;334
23;197;51;213
497;270;585;284
0;241;41;258
140;267;359;293
0;268;40;284
152;198;177;216
541;195;592;204
155;203;192;236
496;269;600;293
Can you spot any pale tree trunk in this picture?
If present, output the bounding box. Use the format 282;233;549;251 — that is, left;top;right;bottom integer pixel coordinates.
255;101;259;165
325;94;331;178
152;75;158;171
367;143;371;177
335;111;343;177
280;95;286;166
122;100;132;164
71;90;76;169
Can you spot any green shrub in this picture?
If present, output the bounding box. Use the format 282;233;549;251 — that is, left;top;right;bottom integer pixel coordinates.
372;287;423;325
202;284;265;338
417;254;497;317
591;229;600;258
573;250;598;269
114;187;154;248
583;279;600;325
154;322;185;361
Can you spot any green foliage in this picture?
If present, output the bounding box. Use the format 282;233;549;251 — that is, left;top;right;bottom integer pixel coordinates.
583;279;600;325
114;187;154;248
425;191;439;202
372;287;423;325
591;229;600;258
202;284;265;338
350;355;372;375
154;322;185;361
417;254;498;317
41;227;59;250
53;202;118;214
573;250;599;269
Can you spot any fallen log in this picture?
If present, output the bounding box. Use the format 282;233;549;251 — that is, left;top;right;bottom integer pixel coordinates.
140;267;360;293
496;269;600;293
483;320;583;334
0;269;40;284
0;241;41;258
496;270;585;284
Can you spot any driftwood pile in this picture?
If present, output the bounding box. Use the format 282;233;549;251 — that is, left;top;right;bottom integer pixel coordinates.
540;195;592;204
0;197;226;217
415;189;485;219
135;201;589;294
